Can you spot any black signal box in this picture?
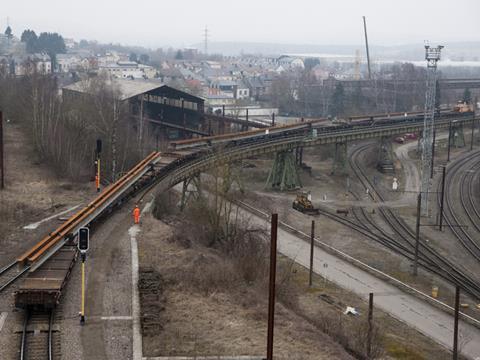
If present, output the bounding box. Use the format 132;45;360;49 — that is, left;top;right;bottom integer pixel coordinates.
78;227;89;253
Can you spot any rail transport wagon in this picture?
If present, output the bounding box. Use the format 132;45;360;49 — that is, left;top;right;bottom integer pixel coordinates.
15;245;77;309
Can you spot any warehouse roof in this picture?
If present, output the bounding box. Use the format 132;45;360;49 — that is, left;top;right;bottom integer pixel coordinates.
63;78;166;100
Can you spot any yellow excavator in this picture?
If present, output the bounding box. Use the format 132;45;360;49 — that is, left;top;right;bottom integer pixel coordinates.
292;191;319;215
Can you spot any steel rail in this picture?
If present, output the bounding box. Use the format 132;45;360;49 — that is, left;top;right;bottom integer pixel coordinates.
349;143;480;298
441;151;480;261
19;310;28;360
172;113;477;150
0;265;31;293
460;158;480;233
0;260;17;276
467;165;480;224
18;309;54;360
48;310;54;360
17;152;161;266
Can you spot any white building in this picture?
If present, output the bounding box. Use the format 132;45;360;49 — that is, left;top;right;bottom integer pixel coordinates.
235;81;250;100
99;61;157;79
277;56;305;69
56;54;83;73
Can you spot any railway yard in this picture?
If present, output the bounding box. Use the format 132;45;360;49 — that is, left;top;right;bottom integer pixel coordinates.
1;108;480;360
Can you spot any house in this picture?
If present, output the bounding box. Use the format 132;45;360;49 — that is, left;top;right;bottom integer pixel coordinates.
234;80;250;100
56;54;83;73
244;77;266;100
9;53;52;76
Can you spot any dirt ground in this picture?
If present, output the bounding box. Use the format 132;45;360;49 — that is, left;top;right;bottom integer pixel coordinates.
0;120;92;359
138;214;355;359
137;204;459;359
0;121;91;261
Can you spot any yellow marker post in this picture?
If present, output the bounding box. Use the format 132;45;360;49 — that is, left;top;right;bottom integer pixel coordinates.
81;257;85;325
96;157;101;192
96;139;102;192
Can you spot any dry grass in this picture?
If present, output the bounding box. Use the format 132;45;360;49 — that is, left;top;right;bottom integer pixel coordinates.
151;189;384;358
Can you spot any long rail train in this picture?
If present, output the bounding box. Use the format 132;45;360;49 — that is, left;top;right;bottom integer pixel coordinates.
171;108;474;151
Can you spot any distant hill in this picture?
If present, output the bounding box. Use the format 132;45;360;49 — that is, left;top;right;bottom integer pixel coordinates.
193;41;480;61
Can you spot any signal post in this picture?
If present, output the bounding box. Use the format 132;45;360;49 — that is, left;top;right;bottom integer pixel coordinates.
78;227;90;325
95;139;102;192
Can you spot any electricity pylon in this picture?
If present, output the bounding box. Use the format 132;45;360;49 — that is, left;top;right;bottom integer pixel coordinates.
421;44;443;215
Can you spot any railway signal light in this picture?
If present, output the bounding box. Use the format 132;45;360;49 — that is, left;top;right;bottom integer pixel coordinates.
96;139;102;154
78;227;89;253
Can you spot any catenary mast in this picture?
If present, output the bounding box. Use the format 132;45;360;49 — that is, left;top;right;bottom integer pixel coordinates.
421;44;443;215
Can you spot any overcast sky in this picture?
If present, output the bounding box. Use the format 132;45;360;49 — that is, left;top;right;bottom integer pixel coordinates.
2;0;479;48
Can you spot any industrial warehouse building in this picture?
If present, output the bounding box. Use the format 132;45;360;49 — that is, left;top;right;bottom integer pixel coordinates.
62;78;206;140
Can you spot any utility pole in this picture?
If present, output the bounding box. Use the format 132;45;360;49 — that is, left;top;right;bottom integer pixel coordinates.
272;112;275;126
447;120;452;162
367;293;374;359
266;213;278;360
204;25;209;56
470;113;475;151
439;166;446;231
430;129;436;179
453;285;460;360
362;16;372;80
0;111;4;190
420;44;443;216
309;220;315;287
413;193;422;276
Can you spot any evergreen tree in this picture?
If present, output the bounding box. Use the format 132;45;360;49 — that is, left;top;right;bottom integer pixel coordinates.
129;52;138;62
37;32;66;55
139;54;150;64
21;29;38;53
34;32;66;69
4;26;13;39
175;50;184;60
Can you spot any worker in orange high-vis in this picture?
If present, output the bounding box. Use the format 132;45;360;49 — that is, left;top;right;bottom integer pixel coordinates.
133;204;141;224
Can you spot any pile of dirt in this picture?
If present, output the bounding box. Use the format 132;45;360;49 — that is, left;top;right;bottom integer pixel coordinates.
139;267;166;337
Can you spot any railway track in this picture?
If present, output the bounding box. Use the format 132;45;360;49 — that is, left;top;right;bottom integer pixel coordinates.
0;261;30;292
442;150;480;261
0;114;477;317
19;309;59;360
348;143;480;299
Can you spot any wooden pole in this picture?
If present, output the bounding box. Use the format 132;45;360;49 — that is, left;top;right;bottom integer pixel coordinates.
413;193;421;276
453;286;460;360
439;166;446;231
367;293;374;359
0;111;4;190
266;213;278;360
309;220;315;287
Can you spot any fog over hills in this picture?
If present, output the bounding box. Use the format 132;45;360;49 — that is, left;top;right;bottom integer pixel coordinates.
194;41;480;61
